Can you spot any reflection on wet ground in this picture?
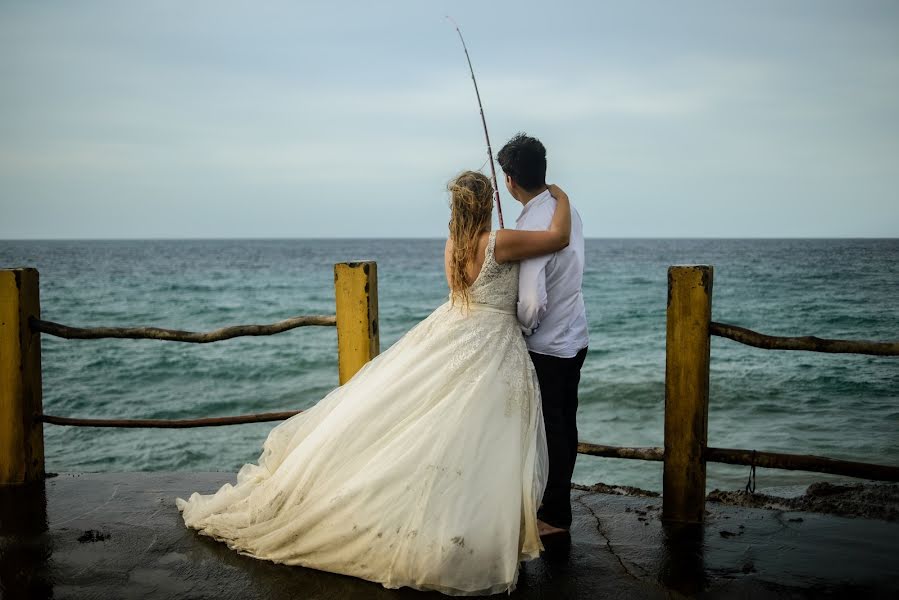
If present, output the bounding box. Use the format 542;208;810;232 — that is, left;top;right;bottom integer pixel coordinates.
0;478;52;597
1;473;896;599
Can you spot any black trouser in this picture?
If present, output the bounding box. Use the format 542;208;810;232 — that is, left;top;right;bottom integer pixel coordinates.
530;346;588;530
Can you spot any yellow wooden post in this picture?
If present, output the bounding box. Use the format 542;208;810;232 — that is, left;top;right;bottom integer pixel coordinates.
0;268;45;484
334;261;380;385
663;265;713;523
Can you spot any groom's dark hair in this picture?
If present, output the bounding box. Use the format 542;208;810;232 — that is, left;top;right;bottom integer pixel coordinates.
497;133;547;192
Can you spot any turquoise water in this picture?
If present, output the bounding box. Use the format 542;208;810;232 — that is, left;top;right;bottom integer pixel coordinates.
1;238;896;492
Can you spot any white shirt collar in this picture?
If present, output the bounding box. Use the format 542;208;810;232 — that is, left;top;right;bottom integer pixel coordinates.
515;189;553;226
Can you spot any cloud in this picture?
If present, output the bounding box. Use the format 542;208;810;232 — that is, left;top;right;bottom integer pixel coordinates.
2;1;898;238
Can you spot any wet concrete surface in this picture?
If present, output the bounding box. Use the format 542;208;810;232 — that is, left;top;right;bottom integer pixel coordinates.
1;472;897;599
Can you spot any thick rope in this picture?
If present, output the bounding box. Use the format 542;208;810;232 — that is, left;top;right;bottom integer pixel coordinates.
38;411;302;428
31;315;336;343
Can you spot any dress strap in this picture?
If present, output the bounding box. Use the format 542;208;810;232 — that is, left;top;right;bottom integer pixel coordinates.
485;230;497;264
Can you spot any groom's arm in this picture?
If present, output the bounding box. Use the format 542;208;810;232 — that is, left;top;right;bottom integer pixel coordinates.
518;255;551;336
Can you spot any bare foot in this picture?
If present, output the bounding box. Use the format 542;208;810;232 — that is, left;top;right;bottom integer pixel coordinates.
537;519;569;537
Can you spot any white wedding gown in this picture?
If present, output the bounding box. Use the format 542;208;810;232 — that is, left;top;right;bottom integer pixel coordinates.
177;231;548;596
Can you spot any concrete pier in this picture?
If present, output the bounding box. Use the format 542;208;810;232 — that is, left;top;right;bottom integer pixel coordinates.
1;473;897;599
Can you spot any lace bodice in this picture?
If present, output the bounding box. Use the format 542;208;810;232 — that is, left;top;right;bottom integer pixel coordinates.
469;231;519;310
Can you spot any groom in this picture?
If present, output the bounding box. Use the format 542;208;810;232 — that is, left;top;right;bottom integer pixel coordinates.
497;133;589;537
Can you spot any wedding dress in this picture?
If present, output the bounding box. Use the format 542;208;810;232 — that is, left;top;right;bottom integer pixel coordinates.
177;231;548;596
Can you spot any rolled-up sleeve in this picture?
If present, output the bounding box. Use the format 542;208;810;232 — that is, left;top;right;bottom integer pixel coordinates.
517;254;550;336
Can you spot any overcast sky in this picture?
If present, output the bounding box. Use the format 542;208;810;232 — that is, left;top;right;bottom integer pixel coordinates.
1;1;897;238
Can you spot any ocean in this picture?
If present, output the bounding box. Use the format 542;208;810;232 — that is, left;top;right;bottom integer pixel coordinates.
1;238;896;493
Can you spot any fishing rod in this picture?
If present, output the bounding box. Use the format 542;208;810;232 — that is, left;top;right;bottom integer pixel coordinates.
446;16;505;229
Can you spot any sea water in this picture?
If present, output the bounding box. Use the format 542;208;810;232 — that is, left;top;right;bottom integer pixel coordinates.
1;238;896;492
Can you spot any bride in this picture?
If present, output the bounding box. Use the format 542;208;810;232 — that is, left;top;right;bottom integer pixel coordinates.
177;171;572;596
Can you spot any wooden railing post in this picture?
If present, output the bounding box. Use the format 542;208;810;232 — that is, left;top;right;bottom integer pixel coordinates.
0;268;45;484
334;262;380;385
663;265;713;523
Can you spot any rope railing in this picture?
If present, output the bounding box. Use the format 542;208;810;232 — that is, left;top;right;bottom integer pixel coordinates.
31;315;336;343
575;443;899;481
662;266;898;522
31;313;331;429
37;410;303;428
705;447;899;482
35;406;899;482
710;321;899;356
1;264;380;485
577;442;663;461
5;264;897;525
30;312;899;484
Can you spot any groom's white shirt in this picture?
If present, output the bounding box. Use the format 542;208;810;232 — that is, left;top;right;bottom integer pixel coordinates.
515;189;589;358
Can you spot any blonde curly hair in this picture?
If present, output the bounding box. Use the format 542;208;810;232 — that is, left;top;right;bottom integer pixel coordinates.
447;170;494;307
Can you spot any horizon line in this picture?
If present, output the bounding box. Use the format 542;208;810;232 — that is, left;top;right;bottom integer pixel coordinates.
2;235;897;242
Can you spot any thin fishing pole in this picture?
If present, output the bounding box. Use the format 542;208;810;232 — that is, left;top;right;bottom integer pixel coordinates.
446;16;505;229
